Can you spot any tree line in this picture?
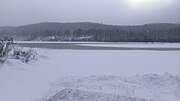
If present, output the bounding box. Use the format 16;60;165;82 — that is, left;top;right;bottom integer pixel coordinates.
26;26;180;42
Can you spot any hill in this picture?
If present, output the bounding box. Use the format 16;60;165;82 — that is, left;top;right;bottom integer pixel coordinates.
0;22;179;42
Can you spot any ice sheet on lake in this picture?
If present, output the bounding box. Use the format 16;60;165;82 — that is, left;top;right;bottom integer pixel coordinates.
0;47;179;101
77;43;180;48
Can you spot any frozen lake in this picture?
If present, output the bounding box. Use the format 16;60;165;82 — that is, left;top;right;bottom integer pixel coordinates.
0;42;180;101
15;42;180;75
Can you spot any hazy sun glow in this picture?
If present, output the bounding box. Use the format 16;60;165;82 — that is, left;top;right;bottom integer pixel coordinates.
129;0;172;8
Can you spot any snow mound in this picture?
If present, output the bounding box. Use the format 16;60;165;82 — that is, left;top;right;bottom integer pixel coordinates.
49;74;180;101
47;89;152;101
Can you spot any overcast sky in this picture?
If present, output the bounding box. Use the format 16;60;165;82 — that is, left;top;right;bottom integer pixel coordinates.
0;0;180;26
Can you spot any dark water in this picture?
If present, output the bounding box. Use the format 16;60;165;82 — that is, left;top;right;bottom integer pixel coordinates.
16;42;180;51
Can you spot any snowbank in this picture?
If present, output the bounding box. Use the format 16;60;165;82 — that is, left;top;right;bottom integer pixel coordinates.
47;89;152;101
45;74;180;101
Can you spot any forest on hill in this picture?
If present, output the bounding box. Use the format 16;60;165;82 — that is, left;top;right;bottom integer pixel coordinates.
0;22;180;42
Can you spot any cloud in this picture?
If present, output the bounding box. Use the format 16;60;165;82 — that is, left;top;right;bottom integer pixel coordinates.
0;0;179;26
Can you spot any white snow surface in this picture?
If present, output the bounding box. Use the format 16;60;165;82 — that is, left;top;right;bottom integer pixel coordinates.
46;74;180;101
0;47;180;101
47;89;153;101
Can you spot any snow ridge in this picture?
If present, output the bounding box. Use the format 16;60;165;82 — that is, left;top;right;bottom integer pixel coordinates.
46;74;180;101
47;89;153;101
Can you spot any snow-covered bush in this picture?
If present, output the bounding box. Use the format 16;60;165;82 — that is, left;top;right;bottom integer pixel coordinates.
0;37;38;64
12;47;38;63
0;37;14;63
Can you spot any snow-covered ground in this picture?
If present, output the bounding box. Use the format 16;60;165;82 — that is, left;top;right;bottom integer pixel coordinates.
47;74;180;101
47;89;153;101
0;44;180;101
